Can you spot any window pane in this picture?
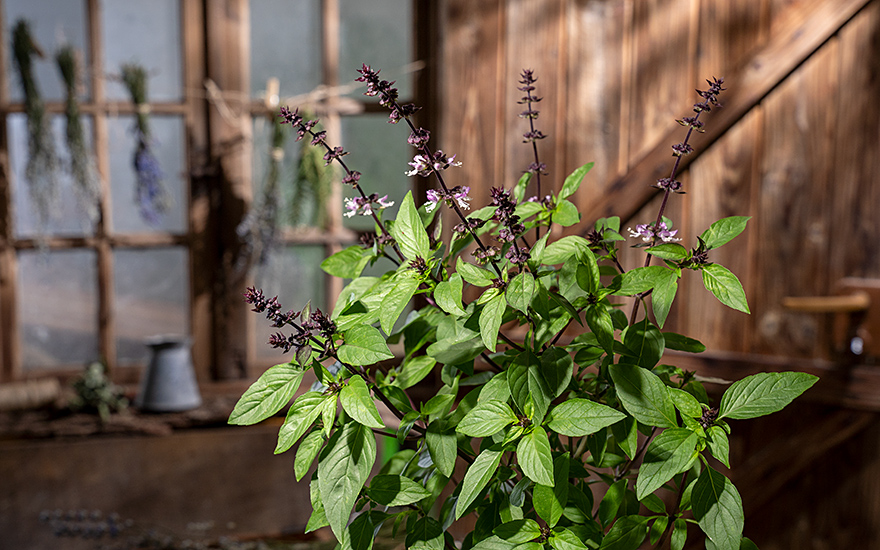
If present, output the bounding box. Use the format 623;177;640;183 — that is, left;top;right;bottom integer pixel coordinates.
107;115;187;234
8;114;98;238
114;247;189;365
3;0;90;102
340;0;413;99
253;245;325;360
250;0;321;100
18;249;98;370
341;114;409;231
251;116;330;230
101;0;182;102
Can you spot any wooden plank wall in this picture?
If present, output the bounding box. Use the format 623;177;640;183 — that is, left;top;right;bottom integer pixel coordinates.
440;0;880;546
440;0;880;361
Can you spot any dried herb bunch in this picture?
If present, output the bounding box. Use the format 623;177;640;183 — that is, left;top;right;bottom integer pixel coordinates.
121;63;172;225
231;66;817;550
56;45;102;228
12;19;60;230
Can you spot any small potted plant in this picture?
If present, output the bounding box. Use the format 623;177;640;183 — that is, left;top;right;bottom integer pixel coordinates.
230;66;816;550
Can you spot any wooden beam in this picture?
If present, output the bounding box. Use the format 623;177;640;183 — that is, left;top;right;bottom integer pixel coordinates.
583;0;873;226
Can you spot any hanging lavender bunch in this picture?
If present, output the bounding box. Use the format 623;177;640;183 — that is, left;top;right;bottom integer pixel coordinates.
56;45;101;228
120;63;171;225
12;20;60;231
236;115;286;271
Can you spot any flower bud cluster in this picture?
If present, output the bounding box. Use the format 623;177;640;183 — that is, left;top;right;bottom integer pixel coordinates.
490;187;525;242
245;286;336;357
355;64;420;124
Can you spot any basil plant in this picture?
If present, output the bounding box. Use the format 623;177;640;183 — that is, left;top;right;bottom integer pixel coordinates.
230;67;817;550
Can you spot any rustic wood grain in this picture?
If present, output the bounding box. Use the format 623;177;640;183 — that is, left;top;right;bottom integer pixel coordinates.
441;0;504;204
830;2;880;281
752;42;838;358
626;0;695;165
565;0;626;206
583;0;872;228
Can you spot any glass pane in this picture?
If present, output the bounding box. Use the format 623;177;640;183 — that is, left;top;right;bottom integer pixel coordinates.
250;0;321;100
252;245;325;359
107;115;187;233
340;0;413;99
9;114;99;237
18;249;98;370
341;114;409;231
3;0;90;102
251;116;331;230
101;0;182;101
114;247;189;365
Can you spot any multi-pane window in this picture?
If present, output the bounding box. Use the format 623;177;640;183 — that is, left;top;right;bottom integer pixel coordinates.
0;0;418;382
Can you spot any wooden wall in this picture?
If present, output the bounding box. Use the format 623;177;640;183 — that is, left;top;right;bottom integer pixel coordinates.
438;0;880;547
439;0;880;360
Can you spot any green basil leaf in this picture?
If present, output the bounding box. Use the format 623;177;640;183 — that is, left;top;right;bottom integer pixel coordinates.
507;271;536;315
294;429;324;481
321;245;371;278
541;346;574;399
671;518;687;550
718;372;818;420
559;162;593;200
701;264;750;313
456;446;503;519
513;172;532;203
405;516;444;550
534;453;570;527
275;391;330;454
306;478;329;532
426;421;457;477
517;426;554;486
596;479;627;528
435;273;467;317
545;398;626;437
338;324;394;366
457;256;495;287
391;355;436;390
700;216;750;250
635;428;700;500
585;304;614;355
609;363;678;428
598;515;649;550
662;332;706;353
380;275;420;334
646;243;689;261
542;236;593;265
494;519;542;543
612;266;668;296
707;425;731;468
367;474;432;506
548;527;589;550
317;422;376;540
669;388;702;418
391;190;430;260
480;293;507;352
692;466;744;550
340;374;384;429
457;399;519;437
552;199;580;227
229;362;304;425
651;268;679;329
